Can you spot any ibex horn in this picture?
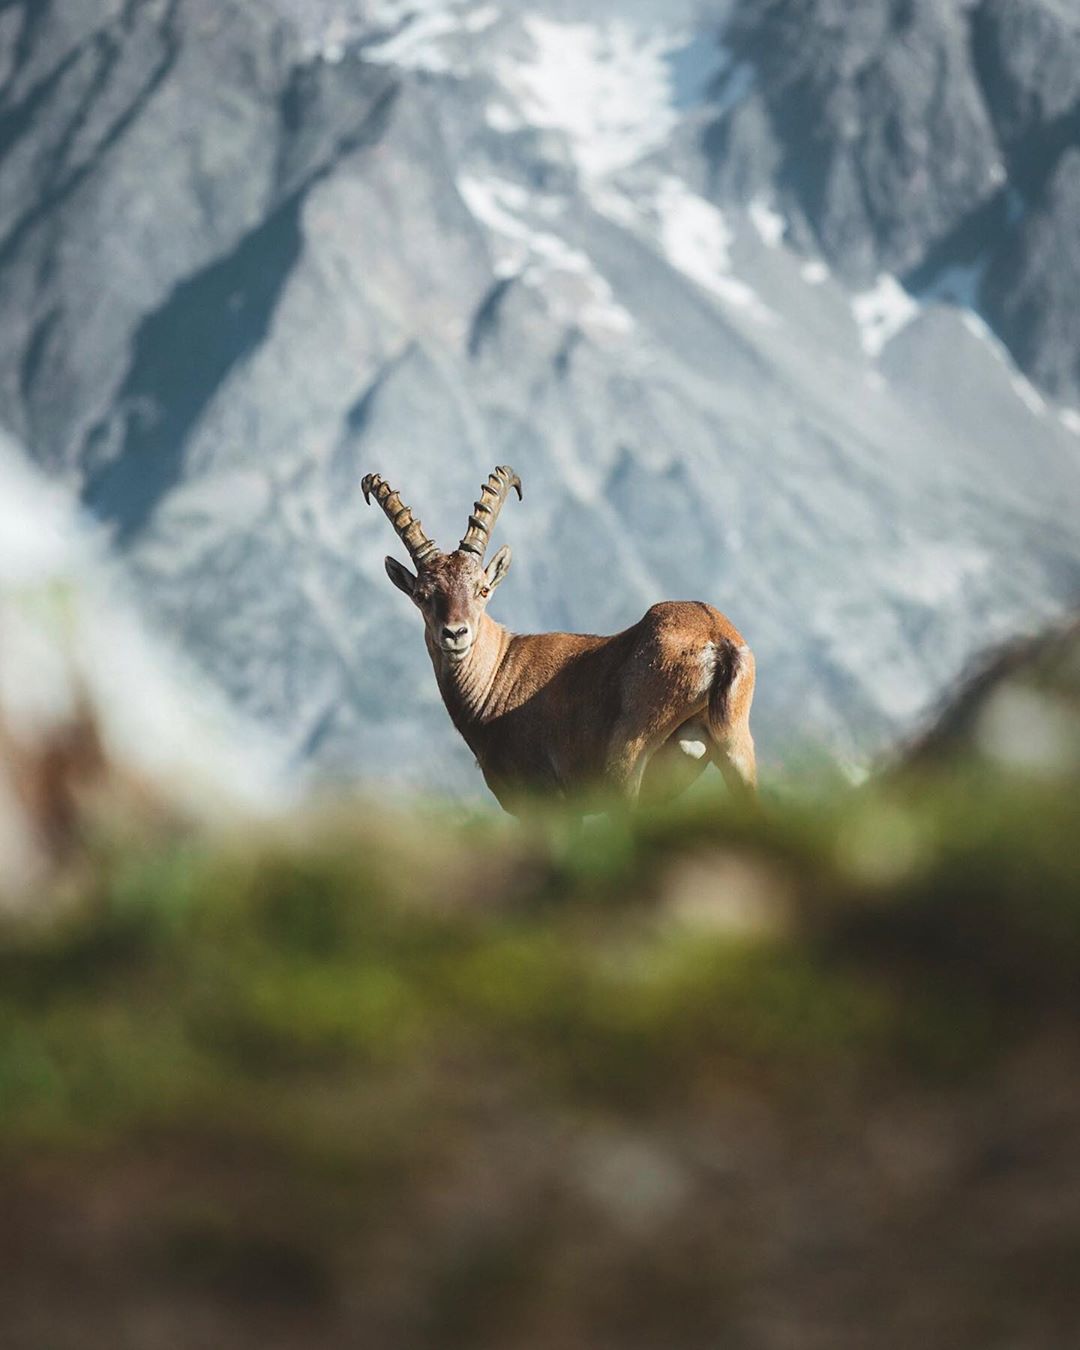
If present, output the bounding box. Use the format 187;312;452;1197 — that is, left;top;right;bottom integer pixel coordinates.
458;466;522;558
361;474;441;567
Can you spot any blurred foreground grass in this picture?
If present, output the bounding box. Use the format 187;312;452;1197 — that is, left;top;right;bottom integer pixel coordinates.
2;751;1079;1349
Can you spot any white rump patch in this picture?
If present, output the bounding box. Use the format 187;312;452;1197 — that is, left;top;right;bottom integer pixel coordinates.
678;739;708;761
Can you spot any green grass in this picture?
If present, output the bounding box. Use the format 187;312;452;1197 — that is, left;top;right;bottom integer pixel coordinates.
1;767;1076;1146
2;764;1079;1348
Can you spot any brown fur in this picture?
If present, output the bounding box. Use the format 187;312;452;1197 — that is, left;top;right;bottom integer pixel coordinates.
370;471;756;814
389;551;756;813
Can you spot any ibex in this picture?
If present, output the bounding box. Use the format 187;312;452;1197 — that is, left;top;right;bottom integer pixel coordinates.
362;467;756;814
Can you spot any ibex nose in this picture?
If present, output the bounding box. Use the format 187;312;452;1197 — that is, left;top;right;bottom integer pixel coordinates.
442;625;469;642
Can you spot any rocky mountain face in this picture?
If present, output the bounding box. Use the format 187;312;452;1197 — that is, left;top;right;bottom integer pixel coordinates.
0;0;1077;795
713;0;1080;403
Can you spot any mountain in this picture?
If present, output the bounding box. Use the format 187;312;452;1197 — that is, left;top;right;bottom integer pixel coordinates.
0;0;1077;795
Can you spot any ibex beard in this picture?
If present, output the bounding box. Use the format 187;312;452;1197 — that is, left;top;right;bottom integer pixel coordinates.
362;467;756;816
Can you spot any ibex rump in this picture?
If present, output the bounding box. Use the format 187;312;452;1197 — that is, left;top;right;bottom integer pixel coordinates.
363;467;756;814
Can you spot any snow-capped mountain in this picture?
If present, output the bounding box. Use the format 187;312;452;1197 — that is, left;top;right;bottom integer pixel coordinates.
0;0;1077;794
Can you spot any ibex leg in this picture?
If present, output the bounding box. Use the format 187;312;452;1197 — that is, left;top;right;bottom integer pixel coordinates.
706;642;757;797
712;726;757;796
603;735;652;806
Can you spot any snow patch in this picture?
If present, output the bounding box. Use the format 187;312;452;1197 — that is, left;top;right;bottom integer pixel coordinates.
960;310;996;345
1060;409;1080;436
959;311;1049;417
502;10;746;182
457;174;634;337
851;275;920;357
508;17;680;178
800;260;830;285
896;540;990;609
655;178;775;321
363;6;462;72
361;0;499;73
463;5;498;34
0;450;74;584
592;186;643;230
748;197;786;248
486;102;522;134
1010;374;1046;417
657;177;735;272
458;173;532;251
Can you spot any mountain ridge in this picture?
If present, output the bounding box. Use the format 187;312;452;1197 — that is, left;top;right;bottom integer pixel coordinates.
0;0;1077;794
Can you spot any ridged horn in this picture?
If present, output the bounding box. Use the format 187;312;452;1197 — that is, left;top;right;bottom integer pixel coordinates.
361;473;441;567
458;466;522;558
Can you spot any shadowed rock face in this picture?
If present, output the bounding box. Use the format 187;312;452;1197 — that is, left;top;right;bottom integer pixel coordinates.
713;0;1002;282
710;0;1080;402
0;0;401;487
0;0;1077;794
980;149;1080;404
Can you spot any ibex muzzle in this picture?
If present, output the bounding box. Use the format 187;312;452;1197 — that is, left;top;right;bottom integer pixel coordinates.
363;467;756;814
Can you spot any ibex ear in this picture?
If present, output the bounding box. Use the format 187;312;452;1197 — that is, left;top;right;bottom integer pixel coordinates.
485;545;512;592
384;556;417;597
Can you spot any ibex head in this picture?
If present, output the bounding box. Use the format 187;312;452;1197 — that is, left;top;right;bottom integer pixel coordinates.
362;467;522;662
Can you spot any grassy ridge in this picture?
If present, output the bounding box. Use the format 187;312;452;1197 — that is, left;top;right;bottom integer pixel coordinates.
1;764;1079;1348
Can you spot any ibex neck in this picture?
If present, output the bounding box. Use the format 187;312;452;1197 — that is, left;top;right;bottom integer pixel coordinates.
428;613;510;730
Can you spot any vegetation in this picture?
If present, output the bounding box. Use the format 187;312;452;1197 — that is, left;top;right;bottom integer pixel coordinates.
2;736;1079;1347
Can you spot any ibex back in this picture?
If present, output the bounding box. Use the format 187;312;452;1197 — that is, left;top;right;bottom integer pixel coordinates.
363;467;756;814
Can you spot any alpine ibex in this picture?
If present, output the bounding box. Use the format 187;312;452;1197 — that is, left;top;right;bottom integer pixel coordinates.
362;467;756;813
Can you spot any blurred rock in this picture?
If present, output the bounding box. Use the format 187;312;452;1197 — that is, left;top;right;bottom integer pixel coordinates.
901;613;1080;775
0;433;282;906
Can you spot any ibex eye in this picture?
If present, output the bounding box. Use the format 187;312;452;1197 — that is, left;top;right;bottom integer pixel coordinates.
479;586;490;598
